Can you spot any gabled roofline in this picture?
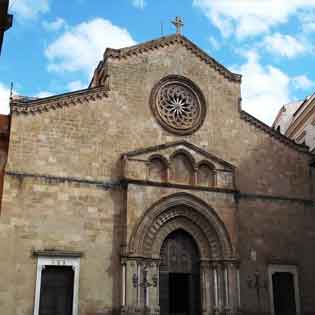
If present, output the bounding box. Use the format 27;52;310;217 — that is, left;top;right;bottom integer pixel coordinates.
122;140;235;169
240;110;311;155
102;34;241;83
11;86;108;115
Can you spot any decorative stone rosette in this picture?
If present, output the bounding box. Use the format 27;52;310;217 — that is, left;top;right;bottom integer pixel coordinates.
150;75;206;135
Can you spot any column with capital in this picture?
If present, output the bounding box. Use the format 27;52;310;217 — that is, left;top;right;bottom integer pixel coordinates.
122;259;138;315
211;262;221;314
222;262;230;314
200;261;211;315
224;261;242;315
230;262;241;314
145;262;160;315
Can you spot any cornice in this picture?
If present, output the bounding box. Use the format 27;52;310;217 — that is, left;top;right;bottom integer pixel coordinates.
11;87;108;115
104;34;241;83
240;110;311;154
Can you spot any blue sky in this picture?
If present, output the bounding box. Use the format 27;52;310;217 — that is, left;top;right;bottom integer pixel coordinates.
1;0;315;125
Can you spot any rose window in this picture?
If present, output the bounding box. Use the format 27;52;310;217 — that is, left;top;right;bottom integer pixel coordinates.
150;76;206;135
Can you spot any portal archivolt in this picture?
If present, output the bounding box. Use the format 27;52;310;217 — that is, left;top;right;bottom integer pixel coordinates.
128;192;233;260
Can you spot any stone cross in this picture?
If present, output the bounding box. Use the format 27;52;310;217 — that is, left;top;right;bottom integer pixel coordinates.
171;16;184;35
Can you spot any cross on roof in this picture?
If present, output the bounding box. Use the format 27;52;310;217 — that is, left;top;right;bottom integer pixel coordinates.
171;16;184;35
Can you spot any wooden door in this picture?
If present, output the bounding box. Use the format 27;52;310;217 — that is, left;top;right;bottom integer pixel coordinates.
159;229;200;315
39;266;74;315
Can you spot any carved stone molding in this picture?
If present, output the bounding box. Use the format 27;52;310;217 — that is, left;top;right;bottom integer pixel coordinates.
150;75;206;135
128;192;234;259
11;87;108;115
103;34;241;83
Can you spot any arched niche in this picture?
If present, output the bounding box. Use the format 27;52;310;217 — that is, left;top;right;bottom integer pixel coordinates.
148;155;168;182
197;161;215;187
170;150;195;185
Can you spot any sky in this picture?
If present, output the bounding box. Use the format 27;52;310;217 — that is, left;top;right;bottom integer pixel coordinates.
1;0;315;125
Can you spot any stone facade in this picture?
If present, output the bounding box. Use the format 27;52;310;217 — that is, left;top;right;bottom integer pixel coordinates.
0;34;314;315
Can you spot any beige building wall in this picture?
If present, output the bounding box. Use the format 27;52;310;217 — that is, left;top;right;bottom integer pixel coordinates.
0;35;314;315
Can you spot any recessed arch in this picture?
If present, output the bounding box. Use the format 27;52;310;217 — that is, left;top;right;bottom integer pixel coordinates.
197;160;216;187
148;154;169;182
197;160;215;170
170;149;195;184
169;149;196;168
128;192;234;260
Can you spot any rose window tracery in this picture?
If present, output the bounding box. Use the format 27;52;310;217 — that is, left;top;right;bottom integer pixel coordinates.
150;76;206;135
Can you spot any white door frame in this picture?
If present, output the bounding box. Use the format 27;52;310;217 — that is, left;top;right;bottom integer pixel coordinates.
33;256;80;315
268;264;301;315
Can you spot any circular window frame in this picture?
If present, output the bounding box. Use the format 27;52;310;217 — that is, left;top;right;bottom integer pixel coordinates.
150;75;207;136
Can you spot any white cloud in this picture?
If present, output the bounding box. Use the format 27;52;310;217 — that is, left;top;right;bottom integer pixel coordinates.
299;8;315;32
36;91;53;98
42;17;66;32
131;0;146;9
45;18;136;77
263;33;306;58
67;80;87;91
232;51;291;125
209;36;220;50
193;0;315;38
232;51;314;125
0;83;11;115
292;75;313;89
10;0;49;19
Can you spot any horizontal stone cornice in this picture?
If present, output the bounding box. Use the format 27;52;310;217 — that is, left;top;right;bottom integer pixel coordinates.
5;171;313;204
5;170;123;189
238;192;313;204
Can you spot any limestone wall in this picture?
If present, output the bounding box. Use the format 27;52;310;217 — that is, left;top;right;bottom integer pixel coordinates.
238;198;315;314
0;175;124;315
1;39;314;315
7;42;311;198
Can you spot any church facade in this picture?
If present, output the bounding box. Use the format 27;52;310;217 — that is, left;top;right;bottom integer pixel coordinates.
1;33;315;315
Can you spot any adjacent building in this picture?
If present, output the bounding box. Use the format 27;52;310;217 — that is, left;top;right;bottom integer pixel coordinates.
273;95;315;153
0;0;12;54
0;32;315;315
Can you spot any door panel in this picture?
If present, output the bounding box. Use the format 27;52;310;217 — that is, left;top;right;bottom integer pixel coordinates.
39;266;74;315
272;272;296;315
159;229;200;315
160;272;169;315
169;273;189;315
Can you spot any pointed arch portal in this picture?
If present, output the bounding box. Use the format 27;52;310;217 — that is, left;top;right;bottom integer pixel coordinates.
121;193;241;315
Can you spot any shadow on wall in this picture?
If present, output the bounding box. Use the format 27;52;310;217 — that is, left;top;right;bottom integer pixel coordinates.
234;118;315;315
108;159;126;315
0;114;10;213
